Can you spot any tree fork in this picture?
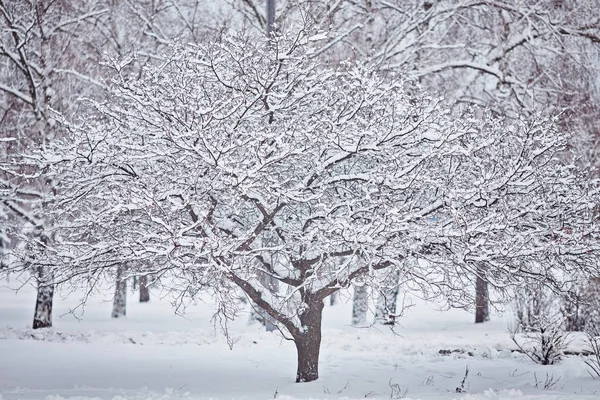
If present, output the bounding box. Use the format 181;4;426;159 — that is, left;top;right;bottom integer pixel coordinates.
229;272;326;382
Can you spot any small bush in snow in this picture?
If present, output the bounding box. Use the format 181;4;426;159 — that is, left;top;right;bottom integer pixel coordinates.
510;314;569;365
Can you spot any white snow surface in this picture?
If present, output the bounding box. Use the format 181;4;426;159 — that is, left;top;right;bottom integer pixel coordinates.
0;282;598;400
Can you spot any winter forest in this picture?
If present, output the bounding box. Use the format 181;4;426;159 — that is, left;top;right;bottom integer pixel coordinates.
1;0;599;399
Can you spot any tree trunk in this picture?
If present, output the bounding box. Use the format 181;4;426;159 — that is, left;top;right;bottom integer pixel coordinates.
375;269;400;325
352;284;368;326
111;266;127;318
293;300;324;383
139;275;150;302
475;265;489;323
0;235;5;269
32;266;54;329
329;292;338;306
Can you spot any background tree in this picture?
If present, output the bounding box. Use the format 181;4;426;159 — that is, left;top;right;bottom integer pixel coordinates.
1;0;228;327
0;0;111;328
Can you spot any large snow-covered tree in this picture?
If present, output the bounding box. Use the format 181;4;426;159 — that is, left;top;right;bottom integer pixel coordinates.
19;31;599;381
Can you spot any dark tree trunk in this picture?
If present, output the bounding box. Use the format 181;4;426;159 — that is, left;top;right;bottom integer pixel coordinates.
32;266;54;329
352;284;368;326
375;269;400;325
139;275;150;302
293;300;324;383
329;292;338;306
111;266;127;318
475;265;489;323
0;236;5;269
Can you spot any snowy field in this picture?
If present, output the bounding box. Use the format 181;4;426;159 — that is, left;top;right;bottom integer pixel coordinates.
1;282;598;400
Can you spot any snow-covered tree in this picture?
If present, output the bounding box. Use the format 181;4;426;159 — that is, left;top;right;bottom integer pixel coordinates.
0;0;114;328
1;0;228;327
19;29;600;382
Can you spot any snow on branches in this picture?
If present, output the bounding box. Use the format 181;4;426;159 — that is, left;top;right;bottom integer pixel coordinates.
18;30;599;381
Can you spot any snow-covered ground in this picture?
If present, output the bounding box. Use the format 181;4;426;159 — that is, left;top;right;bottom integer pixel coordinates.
1;281;598;400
